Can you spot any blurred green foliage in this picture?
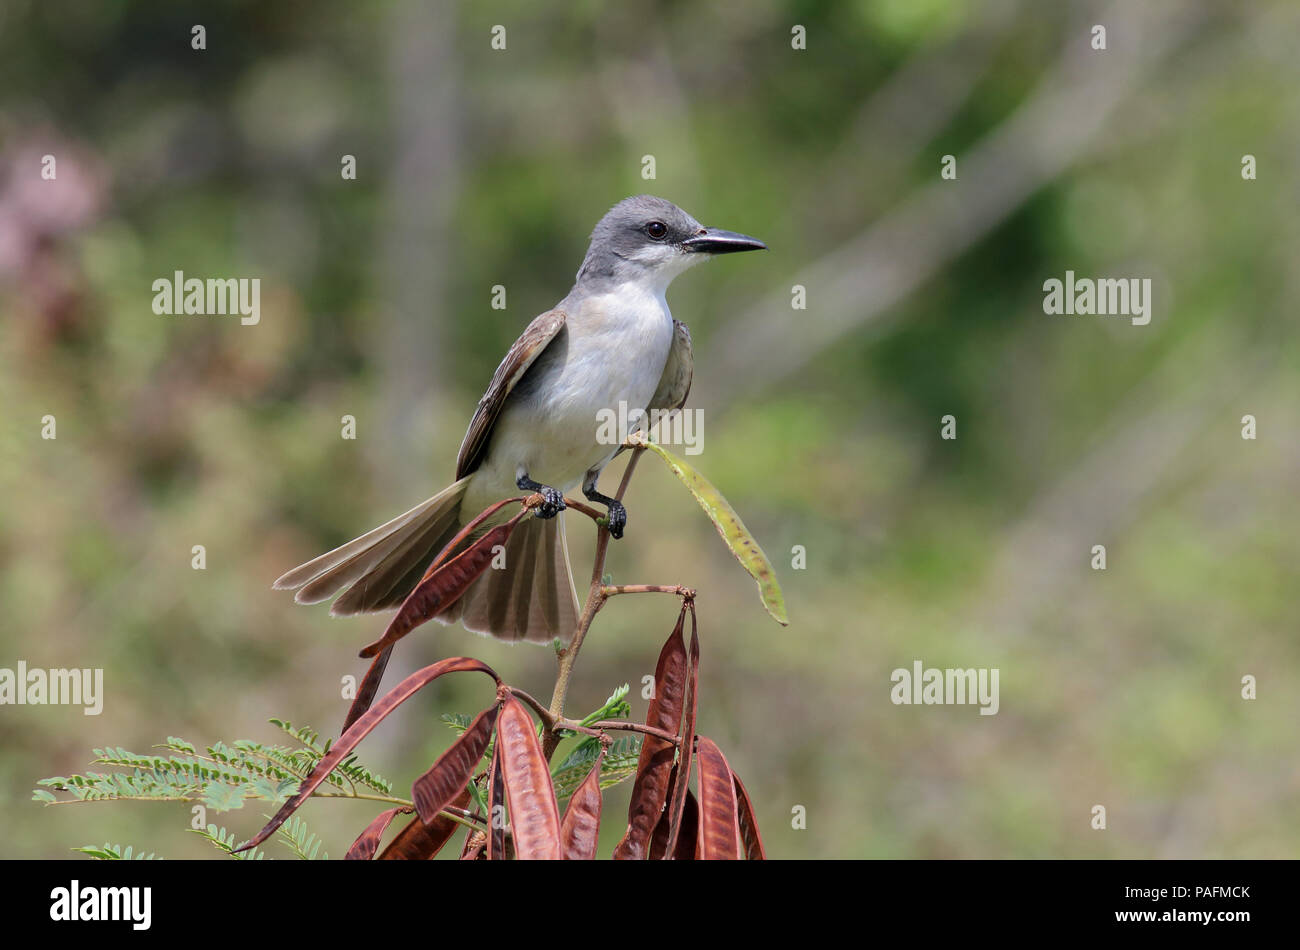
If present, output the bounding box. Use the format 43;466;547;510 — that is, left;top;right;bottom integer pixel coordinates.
2;0;1297;858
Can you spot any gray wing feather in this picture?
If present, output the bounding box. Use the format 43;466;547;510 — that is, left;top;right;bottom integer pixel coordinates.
455;309;566;479
647;319;694;413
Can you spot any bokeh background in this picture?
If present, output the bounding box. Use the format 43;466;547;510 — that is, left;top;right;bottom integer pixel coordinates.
2;0;1297;859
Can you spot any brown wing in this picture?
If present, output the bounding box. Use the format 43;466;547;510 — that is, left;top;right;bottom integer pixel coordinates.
455;309;566;479
647;319;694;413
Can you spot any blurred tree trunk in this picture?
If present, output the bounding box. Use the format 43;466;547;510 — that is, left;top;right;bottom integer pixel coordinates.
371;0;461;499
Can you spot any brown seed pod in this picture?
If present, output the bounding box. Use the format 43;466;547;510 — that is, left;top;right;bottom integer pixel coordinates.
496;695;561;860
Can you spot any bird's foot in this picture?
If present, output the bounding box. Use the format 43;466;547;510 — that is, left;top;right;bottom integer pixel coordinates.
536;486;567;519
603;499;627;539
583;485;627;539
518;474;567;519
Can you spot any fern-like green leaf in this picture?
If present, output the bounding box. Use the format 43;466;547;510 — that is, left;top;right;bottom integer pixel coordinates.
192;824;266;860
440;713;473;734
277;816;328;860
203;782;249;812
35;721;394;816
73;843;160;860
579;684;632;726
551;734;642;801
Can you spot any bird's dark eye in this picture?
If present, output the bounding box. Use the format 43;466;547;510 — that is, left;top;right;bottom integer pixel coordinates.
646;221;668;240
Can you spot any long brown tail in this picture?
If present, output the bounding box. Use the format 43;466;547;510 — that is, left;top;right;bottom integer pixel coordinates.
442;515;580;644
273;478;579;643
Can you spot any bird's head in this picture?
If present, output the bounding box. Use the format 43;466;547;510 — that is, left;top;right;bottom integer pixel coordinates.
577;195;765;291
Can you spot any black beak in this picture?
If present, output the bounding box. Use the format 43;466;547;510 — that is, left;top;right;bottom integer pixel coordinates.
681;227;767;254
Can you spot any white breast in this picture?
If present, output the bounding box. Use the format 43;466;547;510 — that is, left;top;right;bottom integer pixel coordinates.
476;285;674;496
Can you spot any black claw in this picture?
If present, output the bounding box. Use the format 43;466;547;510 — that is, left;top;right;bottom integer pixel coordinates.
606;500;627;539
583;482;628;539
535;485;566;519
517;473;567;519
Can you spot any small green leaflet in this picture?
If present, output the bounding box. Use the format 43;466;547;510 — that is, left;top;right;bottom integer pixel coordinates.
637;440;789;625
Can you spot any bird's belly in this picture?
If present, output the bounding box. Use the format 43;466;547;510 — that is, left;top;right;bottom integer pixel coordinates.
533;370;648;482
480;304;672;495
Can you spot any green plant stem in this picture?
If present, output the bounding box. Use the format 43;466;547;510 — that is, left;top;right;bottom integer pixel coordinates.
312;791;413;807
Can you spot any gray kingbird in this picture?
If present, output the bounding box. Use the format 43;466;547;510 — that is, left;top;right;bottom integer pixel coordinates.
274;195;766;643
